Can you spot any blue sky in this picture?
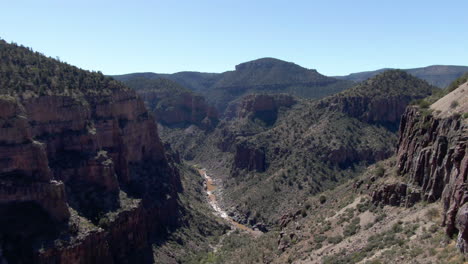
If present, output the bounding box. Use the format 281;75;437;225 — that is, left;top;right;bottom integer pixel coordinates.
1;0;467;76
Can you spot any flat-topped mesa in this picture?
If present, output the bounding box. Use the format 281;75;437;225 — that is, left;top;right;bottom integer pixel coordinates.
393;82;468;252
219;58;333;87
235;58;317;73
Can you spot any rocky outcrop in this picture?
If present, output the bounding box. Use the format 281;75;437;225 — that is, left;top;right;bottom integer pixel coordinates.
397;106;467;239
327;95;418;128
0;84;181;262
35;200;158;263
326;145;393;168
371;182;421;207
233;142;267;173
0;97;70;223
367;101;468;253
456;203;468;254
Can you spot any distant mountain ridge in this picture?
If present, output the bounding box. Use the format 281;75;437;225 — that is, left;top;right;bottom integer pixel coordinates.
335;65;468;88
215;57;332;87
113;58;354;112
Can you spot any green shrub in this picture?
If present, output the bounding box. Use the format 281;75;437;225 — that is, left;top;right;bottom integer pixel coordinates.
314;235;326;243
450;100;459;109
343;217;361;237
375;166;385;177
425;208;439;221
446;72;468;93
327;235;343;244
319;195;327;204
357;200;371;212
416;99;431;109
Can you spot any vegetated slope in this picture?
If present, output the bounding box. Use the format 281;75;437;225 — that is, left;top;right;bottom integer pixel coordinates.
0;39;186;263
159;71;222;94
336;65;468;88
119;76;219;129
153;162;229;264
113;71;222;94
193;77;468;264
203;70;435;228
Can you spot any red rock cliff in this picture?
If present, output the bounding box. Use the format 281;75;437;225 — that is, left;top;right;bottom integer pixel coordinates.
0;40;181;263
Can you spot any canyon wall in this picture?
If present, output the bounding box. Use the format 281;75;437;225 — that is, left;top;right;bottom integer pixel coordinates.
372;96;467;253
0;89;181;262
396;106;467;250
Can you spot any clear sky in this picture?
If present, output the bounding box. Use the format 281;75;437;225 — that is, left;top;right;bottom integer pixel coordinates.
1;0;467;76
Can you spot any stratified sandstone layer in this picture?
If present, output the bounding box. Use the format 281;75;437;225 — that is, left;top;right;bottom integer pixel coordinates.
0;41;181;263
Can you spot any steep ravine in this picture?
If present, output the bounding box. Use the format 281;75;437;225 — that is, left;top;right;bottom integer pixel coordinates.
199;169;260;235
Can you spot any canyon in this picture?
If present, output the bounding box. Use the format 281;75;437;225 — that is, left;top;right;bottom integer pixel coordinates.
0;38;466;264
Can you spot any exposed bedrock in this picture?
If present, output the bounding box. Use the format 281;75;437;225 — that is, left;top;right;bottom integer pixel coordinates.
372;105;467;252
0;90;181;263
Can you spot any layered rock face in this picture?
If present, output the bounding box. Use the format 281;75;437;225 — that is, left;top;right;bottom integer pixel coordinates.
371;182;421;207
327;95;420;128
0;91;180;263
0;97;70;223
0;41;181;263
396;106;467;249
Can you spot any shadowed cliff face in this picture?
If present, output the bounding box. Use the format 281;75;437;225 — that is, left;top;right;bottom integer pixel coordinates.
396;106;467;250
371;83;468;253
0;41;182;263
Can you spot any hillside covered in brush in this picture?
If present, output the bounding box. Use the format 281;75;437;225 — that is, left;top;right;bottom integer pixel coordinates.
336;65;468;88
119;76;219;129
188;71;468;264
188;70;435;227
